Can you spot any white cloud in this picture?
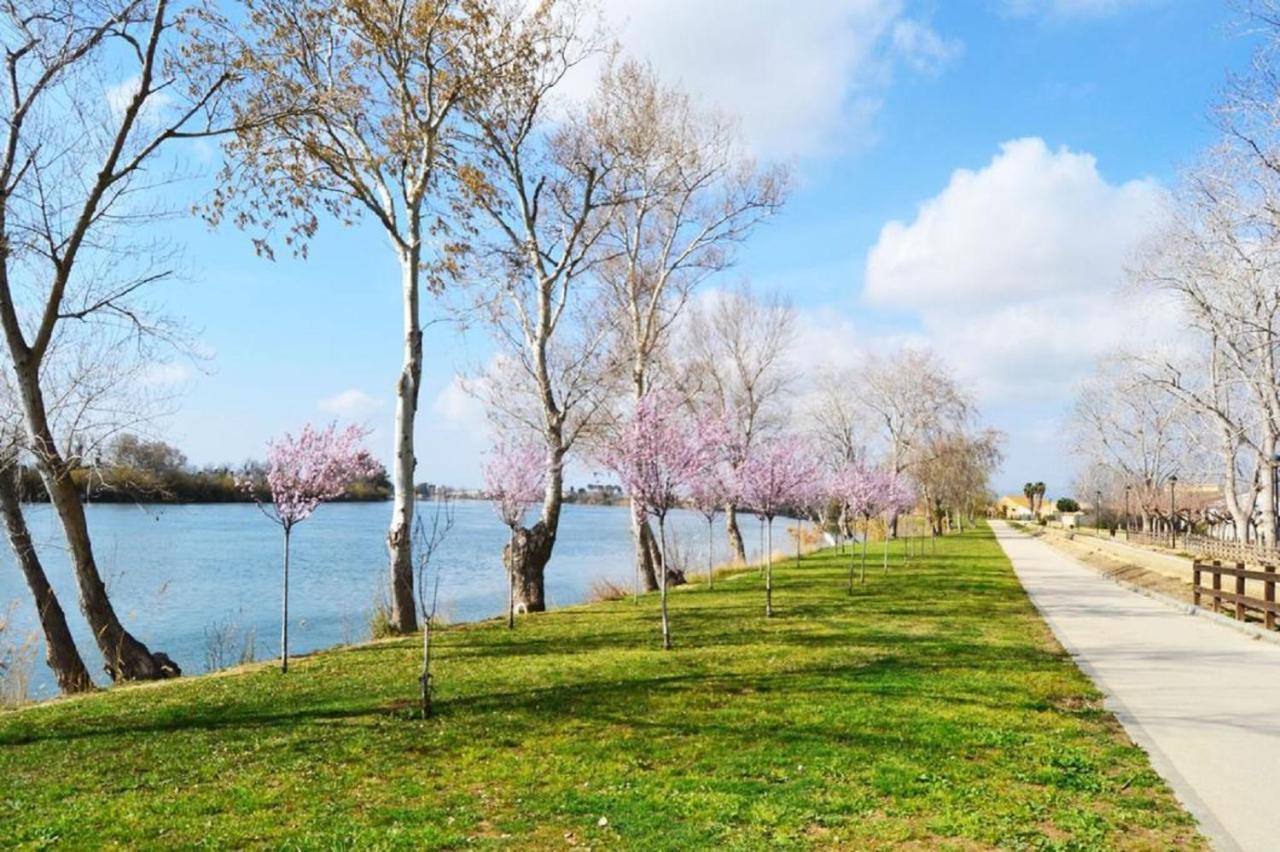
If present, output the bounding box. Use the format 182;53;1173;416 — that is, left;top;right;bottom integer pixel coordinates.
863;137;1174;403
318;388;384;417
139;362;193;386
891;19;964;75
431;375;485;425
105;75;172;124
584;1;960;159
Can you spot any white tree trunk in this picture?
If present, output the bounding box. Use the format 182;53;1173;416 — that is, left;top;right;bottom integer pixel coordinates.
387;252;421;634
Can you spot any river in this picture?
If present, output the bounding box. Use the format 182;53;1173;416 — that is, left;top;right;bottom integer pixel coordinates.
0;500;784;699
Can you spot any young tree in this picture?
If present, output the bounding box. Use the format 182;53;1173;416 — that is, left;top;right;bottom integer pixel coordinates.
0;0;241;680
482;434;546;628
600;391;723;649
734;435;817;618
211;0;511;634
686;458;732;591
593;59;788;594
413;493;454;719
675;284;797;563
247;423;377;673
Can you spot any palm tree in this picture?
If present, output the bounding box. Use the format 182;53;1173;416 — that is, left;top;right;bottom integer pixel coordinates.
1023;482;1036;516
1034;482;1047;515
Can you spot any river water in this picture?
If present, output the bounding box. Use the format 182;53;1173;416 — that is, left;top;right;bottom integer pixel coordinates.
0;500;782;699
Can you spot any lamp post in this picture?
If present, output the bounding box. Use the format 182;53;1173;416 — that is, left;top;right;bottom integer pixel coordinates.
1095;489;1102;534
1169;475;1178;549
1124;485;1131;541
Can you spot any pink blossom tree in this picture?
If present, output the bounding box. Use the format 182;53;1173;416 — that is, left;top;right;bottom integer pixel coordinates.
884;474;918;574
601;391;724;649
249;423;378;673
835;463;888;590
483;435;547;629
687;463;733;591
735;435;820;617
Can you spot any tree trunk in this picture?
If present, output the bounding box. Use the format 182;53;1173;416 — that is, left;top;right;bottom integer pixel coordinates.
420;617;433;719
0;460;93;694
387;252;423;635
765;518;774;618
861;520;868;584
506;527;516;628
280;527;291;674
658;516;671;650
725;503;746;563
632;507;661;592
707;518;715;590
9;361;176;681
505;520;554;613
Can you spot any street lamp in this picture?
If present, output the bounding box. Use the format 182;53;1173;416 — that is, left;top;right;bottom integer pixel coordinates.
1124;485;1131;541
1169;475;1178;549
1095;489;1102;534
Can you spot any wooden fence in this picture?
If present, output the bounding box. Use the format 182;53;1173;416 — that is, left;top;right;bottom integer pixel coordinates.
1193;560;1280;630
1128;530;1280;566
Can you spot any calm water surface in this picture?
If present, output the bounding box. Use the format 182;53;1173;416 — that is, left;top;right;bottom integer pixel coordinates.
0;501;782;698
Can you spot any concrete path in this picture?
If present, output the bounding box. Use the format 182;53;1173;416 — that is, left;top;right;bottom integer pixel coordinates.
992;521;1280;852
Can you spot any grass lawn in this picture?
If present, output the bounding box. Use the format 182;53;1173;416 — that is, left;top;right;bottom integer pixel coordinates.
0;523;1203;849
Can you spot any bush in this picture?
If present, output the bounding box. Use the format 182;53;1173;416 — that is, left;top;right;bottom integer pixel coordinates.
1056;498;1080;513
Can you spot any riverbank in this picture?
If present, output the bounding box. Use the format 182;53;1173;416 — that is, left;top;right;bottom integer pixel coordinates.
0;526;1202;848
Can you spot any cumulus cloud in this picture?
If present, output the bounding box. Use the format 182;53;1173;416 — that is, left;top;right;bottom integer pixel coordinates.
584;1;960;159
318;388;384;417
105;75;172;124
863;137;1174;403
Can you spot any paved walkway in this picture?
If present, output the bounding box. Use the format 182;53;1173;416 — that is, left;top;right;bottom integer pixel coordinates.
992;521;1280;852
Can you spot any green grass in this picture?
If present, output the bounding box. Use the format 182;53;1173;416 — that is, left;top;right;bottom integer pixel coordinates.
0;524;1202;849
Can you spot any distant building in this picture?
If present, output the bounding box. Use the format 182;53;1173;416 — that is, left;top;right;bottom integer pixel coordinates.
994;494;1056;521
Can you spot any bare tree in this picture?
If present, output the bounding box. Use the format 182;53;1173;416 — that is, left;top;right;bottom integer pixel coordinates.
210;0;512;634
592;59;787;591
672;283;796;562
1069;361;1196;533
463;3;619;612
0;0;239;679
414;491;454;719
859;348;971;536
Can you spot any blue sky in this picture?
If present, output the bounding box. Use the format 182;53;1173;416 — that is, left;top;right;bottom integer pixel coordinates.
151;0;1253;497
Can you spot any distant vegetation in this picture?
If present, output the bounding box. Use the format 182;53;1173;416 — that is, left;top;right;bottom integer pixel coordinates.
16;434;391;505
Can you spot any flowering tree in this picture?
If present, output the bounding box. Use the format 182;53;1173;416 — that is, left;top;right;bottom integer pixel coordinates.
735;435;819;617
249;423;377;673
836;463;886;590
483;435;547;629
601;391;723;649
884;474;918;573
687;463;733;591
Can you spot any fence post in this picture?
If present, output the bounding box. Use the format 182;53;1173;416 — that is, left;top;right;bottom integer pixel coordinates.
1236;561;1247;621
1193;561;1202;608
1267;564;1277;631
1212;560;1222;613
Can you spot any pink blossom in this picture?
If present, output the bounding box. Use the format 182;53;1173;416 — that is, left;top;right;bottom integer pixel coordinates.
734;434;820;522
250;422;379;530
483;434;547;528
599;390;726;521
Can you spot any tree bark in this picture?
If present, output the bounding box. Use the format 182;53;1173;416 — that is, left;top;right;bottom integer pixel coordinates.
725;503;746;563
280;526;291;674
764;518;774;617
17;380;177;681
657;515;671;650
505;520;554;613
0;460;93;694
631;505;661;592
387;251;422;634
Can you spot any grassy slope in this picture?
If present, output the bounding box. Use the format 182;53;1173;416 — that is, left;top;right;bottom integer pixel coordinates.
0;525;1202;850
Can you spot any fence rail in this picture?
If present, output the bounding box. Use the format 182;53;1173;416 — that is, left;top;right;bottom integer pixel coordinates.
1193;560;1280;630
1127;530;1280;566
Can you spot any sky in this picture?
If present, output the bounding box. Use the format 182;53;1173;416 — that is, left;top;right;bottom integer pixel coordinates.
147;0;1255;498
